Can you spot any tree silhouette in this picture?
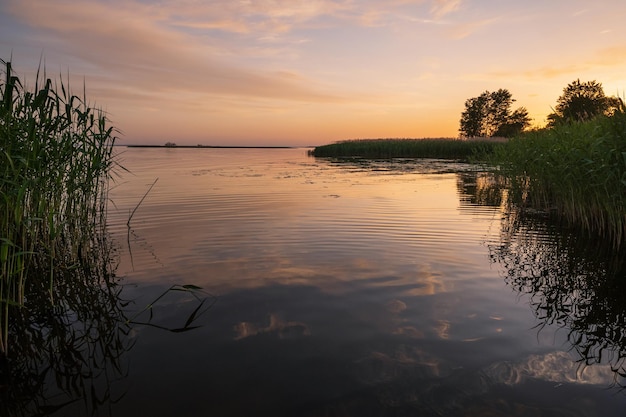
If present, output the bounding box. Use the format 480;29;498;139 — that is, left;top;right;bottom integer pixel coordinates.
459;95;487;137
459;89;530;138
548;79;622;126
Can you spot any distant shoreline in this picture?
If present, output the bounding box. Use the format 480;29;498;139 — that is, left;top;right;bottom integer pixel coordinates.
124;145;296;149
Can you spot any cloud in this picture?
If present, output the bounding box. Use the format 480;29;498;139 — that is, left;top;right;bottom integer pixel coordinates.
3;0;349;103
446;17;499;39
430;0;462;19
153;0;354;35
162;0;463;33
2;0;475;107
595;44;626;66
485;44;626;80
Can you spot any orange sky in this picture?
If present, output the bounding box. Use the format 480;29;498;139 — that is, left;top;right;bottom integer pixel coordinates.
2;0;626;146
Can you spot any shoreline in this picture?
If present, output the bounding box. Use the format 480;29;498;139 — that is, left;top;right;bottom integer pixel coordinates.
124;145;296;149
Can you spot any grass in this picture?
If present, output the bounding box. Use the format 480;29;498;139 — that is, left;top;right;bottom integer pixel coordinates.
490;108;626;246
311;137;506;160
0;59;119;355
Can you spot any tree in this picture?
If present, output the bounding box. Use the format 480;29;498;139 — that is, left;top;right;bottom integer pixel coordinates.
459;95;487;137
494;107;531;137
459;89;531;138
547;79;621;126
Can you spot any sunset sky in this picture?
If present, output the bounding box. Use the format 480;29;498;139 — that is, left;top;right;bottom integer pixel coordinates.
1;0;626;147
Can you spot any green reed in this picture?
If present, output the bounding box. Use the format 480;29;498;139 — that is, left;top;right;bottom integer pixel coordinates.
0;60;118;355
311;138;505;160
490;109;626;246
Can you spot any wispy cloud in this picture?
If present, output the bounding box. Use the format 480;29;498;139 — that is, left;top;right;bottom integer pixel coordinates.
485;44;626;80
3;0;625;145
430;0;462;19
446;17;499;39
2;0;476;104
4;0;349;103
166;1;336;34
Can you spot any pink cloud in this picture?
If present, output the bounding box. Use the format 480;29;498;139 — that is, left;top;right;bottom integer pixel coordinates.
430;0;462;19
4;0;350;103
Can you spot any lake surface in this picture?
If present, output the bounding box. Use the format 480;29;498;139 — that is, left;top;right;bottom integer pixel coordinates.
52;148;626;415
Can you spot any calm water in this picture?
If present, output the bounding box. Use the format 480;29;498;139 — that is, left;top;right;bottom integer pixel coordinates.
53;148;626;415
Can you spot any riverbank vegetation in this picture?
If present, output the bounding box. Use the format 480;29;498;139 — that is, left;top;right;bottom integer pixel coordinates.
490;108;626;246
489;79;626;246
310;137;506;160
0;59;119;355
313;79;626;246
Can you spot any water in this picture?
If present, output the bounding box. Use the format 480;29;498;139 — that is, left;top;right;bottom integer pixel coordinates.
32;148;626;415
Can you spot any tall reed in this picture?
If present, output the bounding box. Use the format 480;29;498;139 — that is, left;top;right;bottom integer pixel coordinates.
490;108;626;246
0;60;118;355
311;138;504;160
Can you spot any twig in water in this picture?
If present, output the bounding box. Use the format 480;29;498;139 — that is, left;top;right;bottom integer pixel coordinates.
127;178;158;227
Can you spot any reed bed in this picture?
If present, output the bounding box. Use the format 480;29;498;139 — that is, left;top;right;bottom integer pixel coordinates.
0;60;118;355
311;137;505;160
491;110;626;246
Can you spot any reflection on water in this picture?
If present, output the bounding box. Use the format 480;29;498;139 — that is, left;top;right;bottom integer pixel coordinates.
21;147;625;416
322;156;486;175
456;171;507;208
484;351;617;387
0;235;130;417
1;234;212;417
489;208;626;388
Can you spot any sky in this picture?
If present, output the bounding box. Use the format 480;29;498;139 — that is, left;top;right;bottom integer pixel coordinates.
1;0;626;147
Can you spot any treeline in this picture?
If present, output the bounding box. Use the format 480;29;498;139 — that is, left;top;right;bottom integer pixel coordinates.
459;79;623;138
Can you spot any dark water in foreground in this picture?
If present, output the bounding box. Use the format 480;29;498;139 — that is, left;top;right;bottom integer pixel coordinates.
31;148;626;415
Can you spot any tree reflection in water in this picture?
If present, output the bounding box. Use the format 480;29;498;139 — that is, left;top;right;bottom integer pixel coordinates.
488;204;626;388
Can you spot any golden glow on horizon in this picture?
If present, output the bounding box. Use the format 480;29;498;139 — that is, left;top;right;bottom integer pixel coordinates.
2;0;626;146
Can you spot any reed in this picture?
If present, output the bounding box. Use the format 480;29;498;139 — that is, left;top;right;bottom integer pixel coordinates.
311;137;505;160
490;109;626;246
0;60;118;355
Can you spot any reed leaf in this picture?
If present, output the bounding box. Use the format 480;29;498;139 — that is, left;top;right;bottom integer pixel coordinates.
490;110;626;246
0;59;119;355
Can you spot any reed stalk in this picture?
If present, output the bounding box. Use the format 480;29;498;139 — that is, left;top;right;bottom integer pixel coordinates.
490;108;626;246
0;60;118;355
311;137;505;160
